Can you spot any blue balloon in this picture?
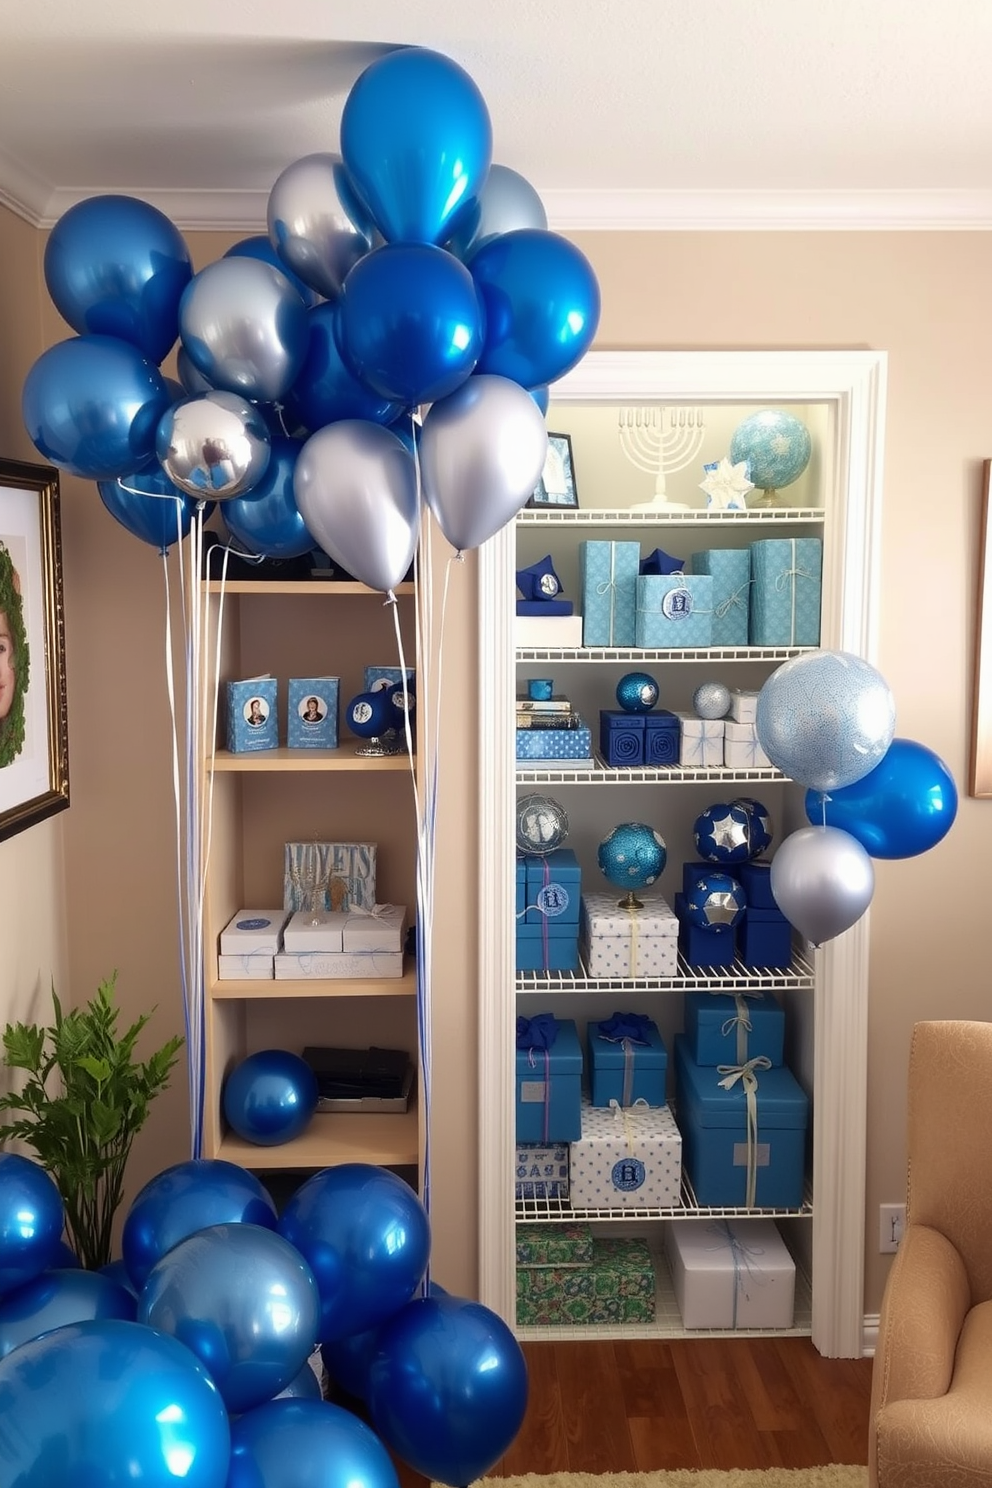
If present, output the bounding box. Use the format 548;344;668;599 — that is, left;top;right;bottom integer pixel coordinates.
98;461;208;552
0;1267;136;1357
529;384;550;416
99;1258;140;1297
341;47;492;245
44;194;192;364
338;243;484;405
288;302;403;432
122;1158;278;1290
222;438;314;559
52;1240;82;1269
177;343;216;395
139;1222;321;1414
345;689;395;740
0;1319;230;1487
272;1359;323;1402
0;1154;64;1296
22;333;172;479
367;1295;528;1487
471;228;601;388
321;1279;446;1403
225;234;320;308
277;1164;430;1343
805;737;959;859
228;1398;399;1488
223;1050;318;1147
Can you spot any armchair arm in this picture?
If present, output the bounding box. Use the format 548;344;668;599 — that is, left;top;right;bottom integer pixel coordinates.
874;1222;971;1408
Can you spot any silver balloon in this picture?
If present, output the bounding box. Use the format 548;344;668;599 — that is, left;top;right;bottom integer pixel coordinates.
756;649;896;792
420;374;548;552
770;825;874;948
294;421;419;593
267;152;372;300
155;391;271;501
179;256;308;403
450;164;548;261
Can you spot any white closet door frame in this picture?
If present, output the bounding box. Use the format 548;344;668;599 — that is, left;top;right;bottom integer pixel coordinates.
478;349;887;1359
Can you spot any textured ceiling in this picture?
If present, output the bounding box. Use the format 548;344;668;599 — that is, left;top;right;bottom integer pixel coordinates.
3;0;992;229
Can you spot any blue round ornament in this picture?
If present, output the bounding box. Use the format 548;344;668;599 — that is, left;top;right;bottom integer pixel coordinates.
730;796;774;857
693;803;754;865
222;1050;319;1147
345;689;395;739
597;822;667;891
684;872;746;930
729;408;811;494
616;671;659;713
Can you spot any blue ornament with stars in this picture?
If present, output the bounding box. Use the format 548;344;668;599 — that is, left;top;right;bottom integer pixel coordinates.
615;671;659;713
730;796;774;858
693;802;754;865
729;408;811;495
684;871;747;930
597;822;667;892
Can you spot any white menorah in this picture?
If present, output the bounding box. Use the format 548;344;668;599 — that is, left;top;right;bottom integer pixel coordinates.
618;405;705;511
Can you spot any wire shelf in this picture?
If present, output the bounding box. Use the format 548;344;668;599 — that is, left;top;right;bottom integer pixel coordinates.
515;949;815;994
517;508;825;527
515;1173;814;1225
516;757;785;784
516;645;813;664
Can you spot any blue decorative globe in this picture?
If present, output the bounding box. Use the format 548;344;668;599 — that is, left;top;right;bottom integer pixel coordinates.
345;688;394;739
597;822;667;890
684;872;746;930
616;671;659;713
729;408;812;494
693;802;754;865
730;796;774;857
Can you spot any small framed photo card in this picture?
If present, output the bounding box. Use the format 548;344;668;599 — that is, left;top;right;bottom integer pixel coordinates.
528;433;579;509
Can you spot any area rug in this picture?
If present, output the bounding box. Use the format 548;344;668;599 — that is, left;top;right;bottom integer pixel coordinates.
472;1471;867;1488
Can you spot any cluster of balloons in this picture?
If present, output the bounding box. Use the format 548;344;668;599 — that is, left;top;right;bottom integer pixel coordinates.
0;1150;528;1488
755;650;957;946
22;47;601;584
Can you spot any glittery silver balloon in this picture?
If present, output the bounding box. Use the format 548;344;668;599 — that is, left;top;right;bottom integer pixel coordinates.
155;391;271;501
756;650;896;792
516;794;569;855
693;681;731;719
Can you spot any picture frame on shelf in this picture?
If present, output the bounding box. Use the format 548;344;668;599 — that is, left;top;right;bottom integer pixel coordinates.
528;433;578;509
0;457;69;842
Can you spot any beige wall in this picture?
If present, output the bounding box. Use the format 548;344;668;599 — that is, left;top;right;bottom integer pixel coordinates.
1;202;988;1317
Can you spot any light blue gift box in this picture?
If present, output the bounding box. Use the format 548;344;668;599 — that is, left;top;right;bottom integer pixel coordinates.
579;540;640;646
689;549;750;647
749;538;822;646
635;575;713;649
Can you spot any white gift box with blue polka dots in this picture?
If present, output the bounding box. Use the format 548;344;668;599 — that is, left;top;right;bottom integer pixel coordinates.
569;1096;682;1209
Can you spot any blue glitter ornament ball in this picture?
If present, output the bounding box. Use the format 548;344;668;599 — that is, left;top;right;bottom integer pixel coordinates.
729;408;812;494
597;822;667;890
616;671;659;713
693;802;754;865
684;872;747;930
730;796;774;858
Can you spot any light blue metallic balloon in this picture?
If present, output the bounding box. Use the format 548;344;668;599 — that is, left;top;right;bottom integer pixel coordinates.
277;1163;430;1343
288;302;402;432
597;822;667;891
341;48;492;245
267;152;373;300
272;1359;323;1402
22;333;172;479
472;228;601;388
367;1295;528;1487
229;1398;399;1488
44;194;192;364
156;390;271;500
222;1050;318;1147
139;1222;321;1415
98;461;208;553
122;1158;278;1290
730;408;812;493
0;1319;230;1488
447;163;548;261
179;256;309;403
225;233;320;308
756;650;896;792
770;825;874;948
0;1155;64;1297
805;737;958;859
338;242;484;405
0;1268;136;1358
99;1258;140;1297
222;438;315;559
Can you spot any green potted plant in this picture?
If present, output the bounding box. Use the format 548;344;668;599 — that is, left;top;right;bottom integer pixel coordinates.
0;973;183;1270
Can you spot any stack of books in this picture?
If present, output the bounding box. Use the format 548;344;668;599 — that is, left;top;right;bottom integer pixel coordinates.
515;694;594;769
516;694;577;730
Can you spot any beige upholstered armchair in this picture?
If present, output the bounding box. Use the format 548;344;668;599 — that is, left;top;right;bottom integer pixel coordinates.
870;1019;992;1487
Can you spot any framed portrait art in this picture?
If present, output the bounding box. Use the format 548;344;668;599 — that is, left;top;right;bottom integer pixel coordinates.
0;457;68;841
527;432;579;509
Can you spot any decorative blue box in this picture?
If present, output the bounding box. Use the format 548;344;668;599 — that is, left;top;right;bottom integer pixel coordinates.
643;710;681;764
579;540;640;646
674;1035;808;1208
635;575;713;649
516;923;580;973
516;857;526;917
516;721;592;759
600;711;644;766
588;1017;668;1108
364;665;415;694
749;538;823;647
516;1018;583;1142
689;549;751;647
516;599;574;616
674;892;736;968
682;861;740;896
226;676;278;753
521;848;581;926
515;1143;569;1200
737;860;778;909
682;988;785;1067
738;907;794;970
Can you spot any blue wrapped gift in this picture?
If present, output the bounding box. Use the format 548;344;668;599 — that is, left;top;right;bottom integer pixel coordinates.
516;599;574;616
517;554;565;602
689;548;751;647
579;540;640;646
643;710;681;764
738;906;794;970
640;547;685;575
521;848;581;926
515;1016;583;1142
683;988;785;1067
635;575;713;649
674;892;736;968
515;1142;569;1200
674;1035;808;1208
588;1012;668;1108
516;922;580;972
516;720;592;759
515;857;526;917
749;538;823;646
737;860;778;909
600;711;644;766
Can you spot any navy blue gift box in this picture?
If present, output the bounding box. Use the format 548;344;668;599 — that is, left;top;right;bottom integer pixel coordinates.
674;892;736;968
599;709;680;766
738;906;794;969
644;711;681;764
737;860;777;909
516;599;575;616
682;861;741;897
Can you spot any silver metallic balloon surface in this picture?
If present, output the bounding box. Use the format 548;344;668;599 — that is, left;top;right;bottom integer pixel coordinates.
770;825;874;948
267;152;373;300
452;164;548;260
155;391;271;501
420;374;548;552
179;256;308;403
294;420;419;593
755;649;896;792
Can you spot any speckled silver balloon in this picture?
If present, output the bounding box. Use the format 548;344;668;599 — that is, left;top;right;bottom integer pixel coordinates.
693;681;731;719
756;650;896;792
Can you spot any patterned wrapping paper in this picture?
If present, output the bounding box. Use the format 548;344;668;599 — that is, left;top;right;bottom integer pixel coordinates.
580;891;678;978
634;574;714;649
515;1221;594;1267
689;548;751;646
677;714;725;767
516;1290;655;1326
748;537;823;646
514;1143;570;1200
516;721;593;759
579;540;641;646
568;1096;683;1209
516;1236;656;1323
283;842;377;914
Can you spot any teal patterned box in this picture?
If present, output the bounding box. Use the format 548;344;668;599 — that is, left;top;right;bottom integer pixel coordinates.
635;575;713;649
749;538;822;646
689;548;750;647
516;1222;594;1267
516;1236;656;1324
579;540;640;646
